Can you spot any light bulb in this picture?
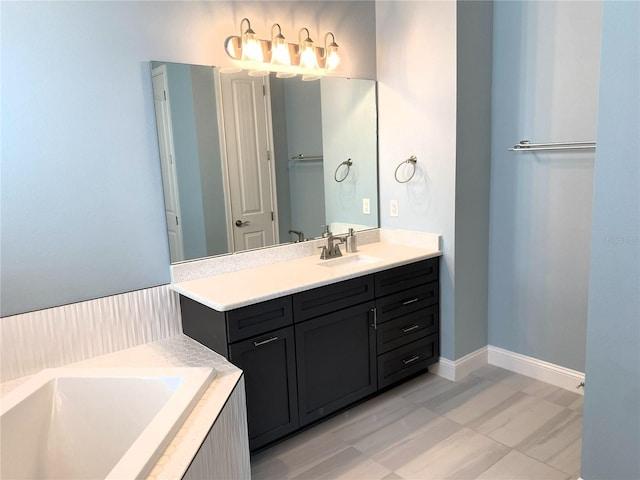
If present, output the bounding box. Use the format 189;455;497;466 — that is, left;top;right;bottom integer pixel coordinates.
323;33;340;72
300;41;318;70
240;19;263;63
326;46;340;71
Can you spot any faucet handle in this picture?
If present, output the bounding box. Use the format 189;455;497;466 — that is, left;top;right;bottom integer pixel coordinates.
318;245;329;260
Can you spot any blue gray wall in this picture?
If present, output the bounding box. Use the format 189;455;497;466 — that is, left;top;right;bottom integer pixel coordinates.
0;0;376;317
488;1;602;371
164;62;208;260
321;78;379;232
581;2;640;478
190;66;228;257
454;0;493;359
285;80;326;240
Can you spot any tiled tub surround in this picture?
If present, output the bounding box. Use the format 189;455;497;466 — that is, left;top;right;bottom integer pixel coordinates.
171;229;442;310
0;284;181;382
0;335;251;480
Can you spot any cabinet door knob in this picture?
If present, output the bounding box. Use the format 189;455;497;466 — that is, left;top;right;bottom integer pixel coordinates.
254;336;278;347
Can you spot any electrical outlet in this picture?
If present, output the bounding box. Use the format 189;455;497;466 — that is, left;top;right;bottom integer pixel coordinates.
390;199;399;217
362;198;370;215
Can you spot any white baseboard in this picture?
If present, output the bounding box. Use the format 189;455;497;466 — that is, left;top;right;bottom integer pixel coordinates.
431;346;488;381
430;357;455;381
431;345;585;395
487;346;585;395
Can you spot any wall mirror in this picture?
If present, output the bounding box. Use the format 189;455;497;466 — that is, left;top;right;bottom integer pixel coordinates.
150;61;379;263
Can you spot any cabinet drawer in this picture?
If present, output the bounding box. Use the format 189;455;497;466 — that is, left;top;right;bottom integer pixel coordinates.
376;283;439;325
377;304;439;354
374;257;439;297
293;275;374;323
227;296;293;343
377;334;439;389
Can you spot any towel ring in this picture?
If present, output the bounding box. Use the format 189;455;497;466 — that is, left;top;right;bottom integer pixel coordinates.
334;158;353;182
394;156;417;183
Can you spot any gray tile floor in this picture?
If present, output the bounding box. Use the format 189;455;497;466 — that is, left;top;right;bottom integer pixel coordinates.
251;365;583;480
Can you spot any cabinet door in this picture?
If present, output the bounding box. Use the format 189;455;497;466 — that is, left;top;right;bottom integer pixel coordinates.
295;301;377;426
229;326;298;451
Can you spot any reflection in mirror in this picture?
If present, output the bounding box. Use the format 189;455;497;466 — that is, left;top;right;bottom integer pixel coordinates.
150;61;378;264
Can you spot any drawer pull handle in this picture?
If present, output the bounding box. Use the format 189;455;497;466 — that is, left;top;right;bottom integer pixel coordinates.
403;355;421;365
254;336;278;347
402;324;421;333
402;298;419;306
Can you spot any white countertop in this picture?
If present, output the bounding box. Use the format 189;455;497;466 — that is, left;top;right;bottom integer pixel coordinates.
172;240;442;312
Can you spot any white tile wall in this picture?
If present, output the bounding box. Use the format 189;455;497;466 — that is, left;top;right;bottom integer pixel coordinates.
0;285;181;382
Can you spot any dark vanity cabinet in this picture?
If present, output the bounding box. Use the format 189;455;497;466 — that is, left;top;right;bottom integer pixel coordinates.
179;256;440;452
180;296;299;451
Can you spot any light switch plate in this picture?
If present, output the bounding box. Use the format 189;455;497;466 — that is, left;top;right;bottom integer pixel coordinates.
390;199;399;217
362;198;370;215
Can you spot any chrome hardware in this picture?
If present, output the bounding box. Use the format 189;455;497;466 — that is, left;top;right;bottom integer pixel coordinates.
401;324;421;333
402;355;421;365
371;307;377;330
235;219;250;227
509;140;596;152
394;155;417;183
334;158;353;183
402;298;419;306
288;229;305;242
319;234;345;259
253;336;278;347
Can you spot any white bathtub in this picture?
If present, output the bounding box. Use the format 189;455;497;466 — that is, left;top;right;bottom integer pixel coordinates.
0;366;216;479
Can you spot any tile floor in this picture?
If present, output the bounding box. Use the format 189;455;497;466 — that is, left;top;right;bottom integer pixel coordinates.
251;365;584;480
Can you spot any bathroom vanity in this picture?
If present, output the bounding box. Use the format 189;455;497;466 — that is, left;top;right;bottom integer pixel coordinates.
173;236;441;452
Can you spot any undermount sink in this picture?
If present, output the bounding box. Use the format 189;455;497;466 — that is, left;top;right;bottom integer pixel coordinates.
317;253;381;268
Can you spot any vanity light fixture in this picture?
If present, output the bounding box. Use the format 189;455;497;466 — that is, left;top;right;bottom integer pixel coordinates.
223;18;341;80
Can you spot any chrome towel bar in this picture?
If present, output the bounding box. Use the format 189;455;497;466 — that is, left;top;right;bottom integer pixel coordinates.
289;154;323;161
509;140;596;152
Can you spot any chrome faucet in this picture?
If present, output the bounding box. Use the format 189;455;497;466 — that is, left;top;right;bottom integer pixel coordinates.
319;234;345;260
288;229;305;242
